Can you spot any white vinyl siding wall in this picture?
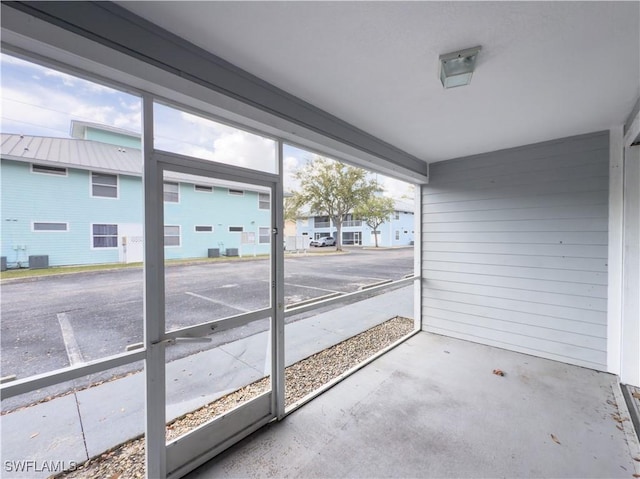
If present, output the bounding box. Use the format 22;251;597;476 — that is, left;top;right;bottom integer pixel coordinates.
421;131;609;370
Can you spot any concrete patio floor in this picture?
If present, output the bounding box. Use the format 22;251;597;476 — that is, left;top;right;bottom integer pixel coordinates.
186;332;640;479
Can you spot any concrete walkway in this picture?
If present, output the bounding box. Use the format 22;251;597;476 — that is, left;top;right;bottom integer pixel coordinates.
188;332;640;479
0;287;413;478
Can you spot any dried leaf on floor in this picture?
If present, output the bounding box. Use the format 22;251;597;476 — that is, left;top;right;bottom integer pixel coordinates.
632;391;640;400
492;369;505;377
633;457;640;462
632;474;640;478
612;413;628;423
550;434;561;444
616;424;624;431
110;475;121;479
29;432;39;439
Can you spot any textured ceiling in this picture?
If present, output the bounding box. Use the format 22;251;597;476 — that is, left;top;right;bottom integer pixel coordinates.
119;1;639;162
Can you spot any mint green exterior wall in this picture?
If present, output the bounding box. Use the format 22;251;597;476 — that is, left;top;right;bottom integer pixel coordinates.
1;159;271;268
84;127;141;149
163;183;271;260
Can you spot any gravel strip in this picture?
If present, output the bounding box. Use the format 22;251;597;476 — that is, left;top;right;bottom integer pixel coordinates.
56;316;414;478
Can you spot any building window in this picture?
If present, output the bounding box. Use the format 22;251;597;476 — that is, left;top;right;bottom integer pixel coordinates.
229;226;243;232
164;182;179;202
194;184;213;193
92;172;118;198
395;230;400;240
259;227;270;244
195;225;213;232
229;189;244;196
258;193;270;210
93;224;118;248
314;216;330;228
164;225;181;246
33;222;68;232
394;212;400;220
32;164;67;176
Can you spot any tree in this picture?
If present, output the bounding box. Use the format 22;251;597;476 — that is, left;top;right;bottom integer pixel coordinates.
283;196;300;223
292;157;380;251
354;195;395;248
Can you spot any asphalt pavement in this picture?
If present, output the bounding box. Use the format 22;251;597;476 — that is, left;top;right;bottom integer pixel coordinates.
0;247;412;409
0;284;414;478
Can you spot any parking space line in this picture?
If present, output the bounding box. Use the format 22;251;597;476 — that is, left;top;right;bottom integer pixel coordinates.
57;312;84;366
285;283;342;294
261;279;341;294
185;291;250;312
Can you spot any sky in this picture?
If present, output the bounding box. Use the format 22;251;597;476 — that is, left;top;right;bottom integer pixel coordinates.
0;53;413;199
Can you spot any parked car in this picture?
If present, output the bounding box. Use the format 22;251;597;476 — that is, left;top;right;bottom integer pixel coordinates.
312;236;336;247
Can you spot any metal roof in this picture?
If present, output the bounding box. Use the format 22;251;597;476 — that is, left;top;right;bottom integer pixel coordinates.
0;133;269;192
1;133;142;175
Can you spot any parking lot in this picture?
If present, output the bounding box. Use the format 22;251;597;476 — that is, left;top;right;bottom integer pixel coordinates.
1;247;413;393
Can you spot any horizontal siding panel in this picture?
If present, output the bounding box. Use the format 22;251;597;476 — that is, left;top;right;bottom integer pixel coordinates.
430;132;607;175
423;217;608;233
423;189;607;213
421;132;608;370
423;260;608;285
423;298;606;337
425;158;608;191
424;318;605;366
423;177;608;205
423;288;605;324
425;277;606;311
424;270;607;298
422;242;607;259
423;231;608;245
423;308;605;351
423;326;607;370
422;251;607;272
423;204;608;223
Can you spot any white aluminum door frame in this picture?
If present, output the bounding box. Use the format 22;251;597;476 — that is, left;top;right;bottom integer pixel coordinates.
143;95;285;478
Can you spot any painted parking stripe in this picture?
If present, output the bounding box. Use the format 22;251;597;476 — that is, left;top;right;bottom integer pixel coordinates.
57;312;84;366
262;280;341;294
185;291;250;312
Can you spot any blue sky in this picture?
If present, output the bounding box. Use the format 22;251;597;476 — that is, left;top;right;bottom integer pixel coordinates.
1;53;412;197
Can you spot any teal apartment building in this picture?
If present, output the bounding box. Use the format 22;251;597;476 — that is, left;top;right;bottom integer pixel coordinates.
1;121;271;268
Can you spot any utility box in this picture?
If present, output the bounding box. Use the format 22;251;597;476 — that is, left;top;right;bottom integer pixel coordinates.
207;248;220;258
29;255;49;269
1;257;6;272
226;248;239;257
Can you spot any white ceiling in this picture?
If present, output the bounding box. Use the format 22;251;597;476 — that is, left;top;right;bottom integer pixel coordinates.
120;1;639;163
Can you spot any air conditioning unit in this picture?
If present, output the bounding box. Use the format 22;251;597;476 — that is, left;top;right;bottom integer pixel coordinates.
226;248;239;257
29;255;49;269
208;248;220;258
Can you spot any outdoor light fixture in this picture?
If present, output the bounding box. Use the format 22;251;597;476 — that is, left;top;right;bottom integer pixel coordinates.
439;45;481;89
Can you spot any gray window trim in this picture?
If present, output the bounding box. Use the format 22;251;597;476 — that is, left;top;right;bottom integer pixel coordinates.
32;221;69;232
164;224;181;247
91;223;118;249
163;181;180;203
31;163;68;176
258;226;270;244
91;171;119;199
258;193;270;210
